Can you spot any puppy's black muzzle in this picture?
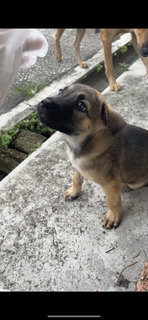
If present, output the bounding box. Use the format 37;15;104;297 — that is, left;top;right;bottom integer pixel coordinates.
39;98;52;108
37;98;53;127
37;96;74;135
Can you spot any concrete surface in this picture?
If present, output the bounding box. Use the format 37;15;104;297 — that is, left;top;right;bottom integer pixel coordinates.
0;32;131;130
0;58;148;292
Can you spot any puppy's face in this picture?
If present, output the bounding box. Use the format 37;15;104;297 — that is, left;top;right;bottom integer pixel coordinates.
37;83;107;136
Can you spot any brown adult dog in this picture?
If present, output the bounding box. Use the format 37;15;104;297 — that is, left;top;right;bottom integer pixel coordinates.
100;28;148;90
55;28;148;90
55;29;88;68
37;83;148;229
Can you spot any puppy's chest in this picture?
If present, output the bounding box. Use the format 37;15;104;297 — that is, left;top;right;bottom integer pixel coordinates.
68;151;83;173
67;146;97;181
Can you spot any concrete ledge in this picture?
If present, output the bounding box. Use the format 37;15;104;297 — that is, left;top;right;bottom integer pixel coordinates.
0;58;148;291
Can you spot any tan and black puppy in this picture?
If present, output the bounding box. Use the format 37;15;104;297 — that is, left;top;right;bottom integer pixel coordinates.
38;83;148;229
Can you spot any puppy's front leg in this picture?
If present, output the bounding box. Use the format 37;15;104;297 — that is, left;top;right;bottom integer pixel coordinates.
102;181;122;229
64;170;83;200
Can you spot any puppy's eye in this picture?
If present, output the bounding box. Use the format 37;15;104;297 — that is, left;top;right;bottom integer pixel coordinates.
58;88;63;94
76;101;86;112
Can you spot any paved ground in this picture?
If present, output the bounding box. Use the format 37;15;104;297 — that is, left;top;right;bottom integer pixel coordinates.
0;29;102;116
0;58;148;291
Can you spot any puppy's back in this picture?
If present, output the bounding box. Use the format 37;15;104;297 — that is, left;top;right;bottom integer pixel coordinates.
113;124;148;184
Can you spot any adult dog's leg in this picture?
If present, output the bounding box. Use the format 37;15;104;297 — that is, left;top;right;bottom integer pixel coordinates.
100;29;120;91
55;29;65;62
74;29;88;68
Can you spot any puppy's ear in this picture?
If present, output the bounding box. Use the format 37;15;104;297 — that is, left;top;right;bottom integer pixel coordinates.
101;101;126;134
96;91;126;134
101;102;108;126
103;102;126;134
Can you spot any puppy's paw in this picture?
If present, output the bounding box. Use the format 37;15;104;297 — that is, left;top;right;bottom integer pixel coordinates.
64;187;79;201
102;211;120;229
110;82;120;91
80;61;88;68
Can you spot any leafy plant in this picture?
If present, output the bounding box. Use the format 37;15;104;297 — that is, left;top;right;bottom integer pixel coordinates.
114;43;129;57
127;41;132;47
0;133;12;148
29;142;43;155
96;63;103;73
0;128;19;148
118;44;128;55
118;62;129;72
19;112;55;134
0;112;55;149
114;41;132;57
14;82;47;99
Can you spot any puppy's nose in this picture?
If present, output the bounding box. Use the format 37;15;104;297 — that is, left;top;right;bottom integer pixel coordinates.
40;97;52;108
140;44;148;57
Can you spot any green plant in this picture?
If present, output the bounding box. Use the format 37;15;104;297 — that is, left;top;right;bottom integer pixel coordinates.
96;63;103;73
0;128;19;148
0;112;55;149
113;41;132;57
14;82;46;99
118;62;129;72
29;141;43;155
127;41;132;47
19;112;55;134
118;44;128;54
114;43;129;57
0;133;12;148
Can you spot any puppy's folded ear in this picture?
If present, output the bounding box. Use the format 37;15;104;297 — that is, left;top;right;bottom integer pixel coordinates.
96;90;126;134
103;102;126;134
101;102;108;126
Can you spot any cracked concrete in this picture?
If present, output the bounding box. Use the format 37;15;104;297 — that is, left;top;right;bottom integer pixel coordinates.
0;59;148;291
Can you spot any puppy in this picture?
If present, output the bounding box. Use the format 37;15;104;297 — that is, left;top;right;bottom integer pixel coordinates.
38;83;148;229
